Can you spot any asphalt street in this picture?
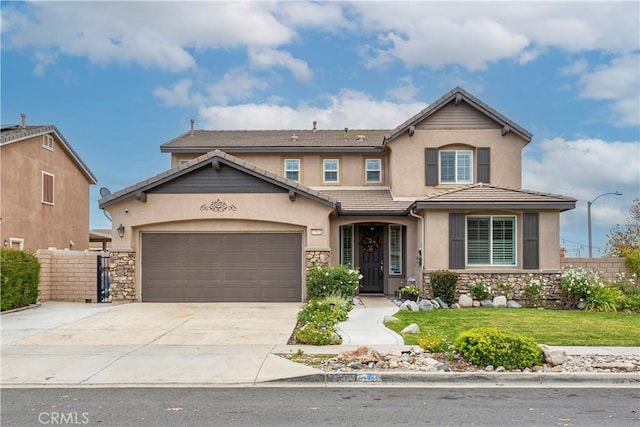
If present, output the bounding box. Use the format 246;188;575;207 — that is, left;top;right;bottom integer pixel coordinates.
2;387;639;427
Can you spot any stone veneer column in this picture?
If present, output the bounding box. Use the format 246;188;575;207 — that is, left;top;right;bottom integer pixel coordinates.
109;251;136;301
305;250;330;269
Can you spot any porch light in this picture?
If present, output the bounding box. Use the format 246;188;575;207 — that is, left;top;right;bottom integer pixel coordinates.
117;224;125;239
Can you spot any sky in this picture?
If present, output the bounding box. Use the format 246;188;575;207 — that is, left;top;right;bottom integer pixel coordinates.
1;1;639;257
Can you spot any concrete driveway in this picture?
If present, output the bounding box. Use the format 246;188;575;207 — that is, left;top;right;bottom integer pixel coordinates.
1;301;318;386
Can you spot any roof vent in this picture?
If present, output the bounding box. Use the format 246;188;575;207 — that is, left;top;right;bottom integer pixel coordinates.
21;113;26;130
312;121;317;132
356;134;366;142
291;133;298;142
344;127;349;142
189;119;195;136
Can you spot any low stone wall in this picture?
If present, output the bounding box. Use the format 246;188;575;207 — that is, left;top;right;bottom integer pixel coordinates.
305;250;330;269
109;250;136;301
561;257;630;281
36;249;98;303
422;271;561;305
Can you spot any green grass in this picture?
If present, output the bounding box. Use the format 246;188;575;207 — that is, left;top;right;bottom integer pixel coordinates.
386;309;640;346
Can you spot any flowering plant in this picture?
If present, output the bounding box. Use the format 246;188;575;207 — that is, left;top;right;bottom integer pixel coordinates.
560;266;604;307
471;282;492;300
306;264;363;299
399;285;421;296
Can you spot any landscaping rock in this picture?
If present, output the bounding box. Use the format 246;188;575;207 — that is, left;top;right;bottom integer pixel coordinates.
472;300;481;308
340;346;384;364
451;303;461;309
480;299;494;308
493;295;507;308
507;300;522;308
407;301;419;311
458;294;473;308
418;299;433;311
540;345;568;366
577;301;586;310
430;299;440;308
384;315;399;323
401;323;420;334
435;297;448;309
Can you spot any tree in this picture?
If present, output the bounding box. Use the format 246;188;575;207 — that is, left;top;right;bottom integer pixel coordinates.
605;197;640;256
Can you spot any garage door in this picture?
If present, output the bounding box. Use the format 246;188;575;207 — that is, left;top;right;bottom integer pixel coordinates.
141;233;302;302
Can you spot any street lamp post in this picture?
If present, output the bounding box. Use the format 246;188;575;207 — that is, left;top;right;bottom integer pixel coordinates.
587;191;622;257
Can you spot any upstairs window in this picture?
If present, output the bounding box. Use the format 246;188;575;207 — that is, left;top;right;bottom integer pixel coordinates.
365;159;382;183
440;150;472;184
284;159;300;182
42;134;54;151
323;159;339;183
42;171;54;205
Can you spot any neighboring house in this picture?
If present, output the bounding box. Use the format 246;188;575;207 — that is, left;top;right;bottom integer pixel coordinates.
90;229;112;252
99;87;576;303
0;115;97;252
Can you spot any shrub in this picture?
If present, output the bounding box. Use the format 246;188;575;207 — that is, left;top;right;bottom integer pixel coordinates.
297;295;351;327
470;282;492;301
306;264;362;299
625;248;640;278
454;327;544;370
497;281;515;298
399;285;420;296
429;270;458;305
294;323;336;345
522;274;545;308
620;292;640;312
559;267;603;307
418;333;450;353
1;249;40;311
585;285;624;312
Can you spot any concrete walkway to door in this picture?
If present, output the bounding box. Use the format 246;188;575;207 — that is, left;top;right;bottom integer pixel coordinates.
335;296;404;346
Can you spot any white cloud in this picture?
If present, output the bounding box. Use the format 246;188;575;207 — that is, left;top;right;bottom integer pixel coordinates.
248;48;313;82
523;137;640;246
560;58;589;76
386;76;418;102
577;54;640;126
154;79;200;107
198;89;427;130
206;70;269;105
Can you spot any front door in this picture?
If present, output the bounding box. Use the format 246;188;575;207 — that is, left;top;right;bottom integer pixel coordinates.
358;225;384;293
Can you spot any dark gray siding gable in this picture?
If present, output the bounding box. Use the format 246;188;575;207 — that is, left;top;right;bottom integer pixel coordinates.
149;163;287;194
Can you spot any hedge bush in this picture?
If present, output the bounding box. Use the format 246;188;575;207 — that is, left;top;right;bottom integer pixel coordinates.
297;294;352;327
1;249;40;311
429;270;458;305
454;327;544;370
306;264;361;299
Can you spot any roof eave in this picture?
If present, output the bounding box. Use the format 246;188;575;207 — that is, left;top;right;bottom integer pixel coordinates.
160;146;384;154
414;201;576;211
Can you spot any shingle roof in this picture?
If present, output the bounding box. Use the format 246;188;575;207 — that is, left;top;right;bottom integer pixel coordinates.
161;129;388;153
1;125;98;184
99;149;337;209
415;183;576;211
319;189;414;216
384;87;532;144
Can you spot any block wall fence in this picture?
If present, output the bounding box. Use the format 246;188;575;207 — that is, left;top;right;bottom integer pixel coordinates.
36;249;98;303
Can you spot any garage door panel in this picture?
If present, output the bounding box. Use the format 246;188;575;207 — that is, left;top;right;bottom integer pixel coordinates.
142;233;302;302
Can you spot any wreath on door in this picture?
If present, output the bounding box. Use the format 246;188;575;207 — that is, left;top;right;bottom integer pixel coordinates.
361;231;382;253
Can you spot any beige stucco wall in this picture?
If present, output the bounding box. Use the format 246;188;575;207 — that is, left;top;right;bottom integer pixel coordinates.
172;152;390;188
386;129;527;197
0;134;92;252
422;209;562;272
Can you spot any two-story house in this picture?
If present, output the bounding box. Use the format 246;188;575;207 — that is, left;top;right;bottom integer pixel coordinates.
1;115;97;252
99;87;575;303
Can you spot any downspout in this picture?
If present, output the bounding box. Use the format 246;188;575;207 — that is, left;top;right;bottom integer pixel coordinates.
409;208;424;287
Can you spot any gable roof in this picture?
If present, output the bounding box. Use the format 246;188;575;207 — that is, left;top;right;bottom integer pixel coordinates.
1;125;98;184
161;129;388;153
383;87;532;144
99;149;337;209
415;183;576;211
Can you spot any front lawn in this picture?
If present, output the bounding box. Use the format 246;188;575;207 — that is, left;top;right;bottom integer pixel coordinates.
386;309;640;346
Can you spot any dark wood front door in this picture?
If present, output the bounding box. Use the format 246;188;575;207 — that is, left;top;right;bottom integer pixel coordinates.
359;226;384;293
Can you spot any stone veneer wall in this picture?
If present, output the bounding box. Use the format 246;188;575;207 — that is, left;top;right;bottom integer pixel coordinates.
35;249;97;303
422;271;562;305
110;251;136;301
305;250;330;269
561;257;630;282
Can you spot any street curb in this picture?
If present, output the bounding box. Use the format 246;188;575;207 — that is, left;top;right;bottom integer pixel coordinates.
272;372;640;385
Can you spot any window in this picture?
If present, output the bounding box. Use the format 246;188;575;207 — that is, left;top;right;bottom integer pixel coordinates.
284;159;300;182
389;225;403;275
467;216;515;266
42;172;54;204
340;225;354;267
365;159;382;183
440;150;472;184
323;159;339;183
42;134;54;151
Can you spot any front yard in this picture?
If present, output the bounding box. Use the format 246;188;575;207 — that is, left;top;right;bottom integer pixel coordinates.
385;308;640;346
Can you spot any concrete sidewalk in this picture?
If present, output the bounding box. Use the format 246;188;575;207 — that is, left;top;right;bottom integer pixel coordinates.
1;300;638;387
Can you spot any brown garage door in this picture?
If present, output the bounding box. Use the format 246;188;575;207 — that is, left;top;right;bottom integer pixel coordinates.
141;233;302;302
